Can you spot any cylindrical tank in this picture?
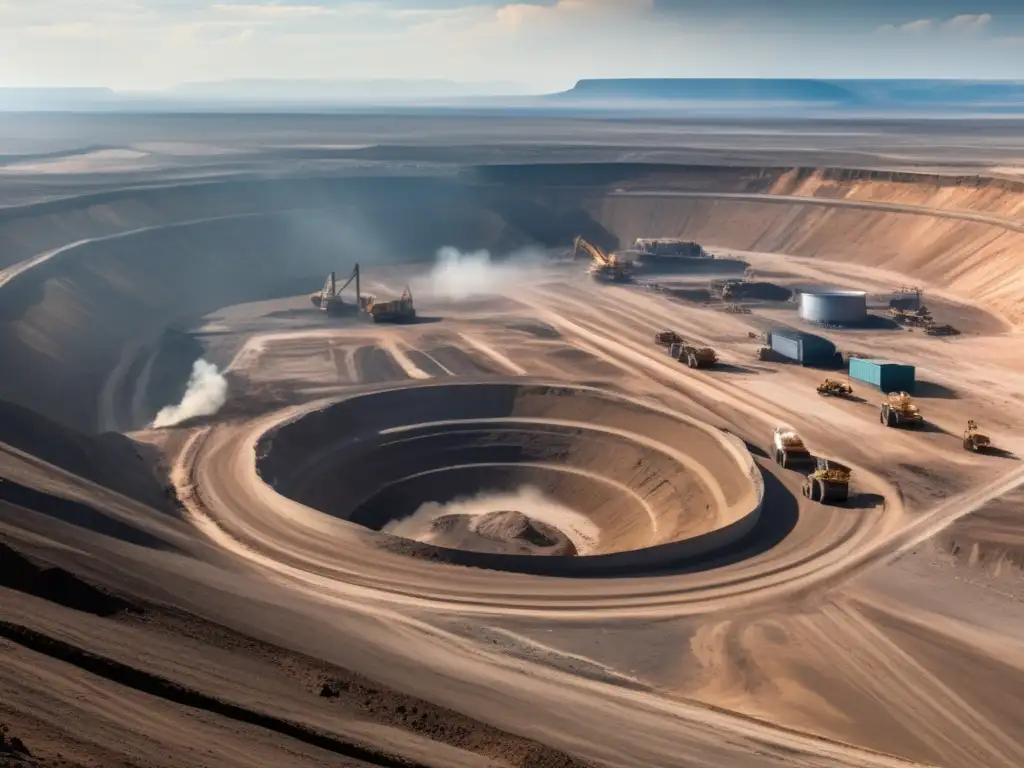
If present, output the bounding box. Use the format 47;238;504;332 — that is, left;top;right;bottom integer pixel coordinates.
799;291;868;325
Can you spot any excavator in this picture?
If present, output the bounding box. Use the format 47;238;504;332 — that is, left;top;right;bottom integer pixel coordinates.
311;264;416;323
572;236;633;283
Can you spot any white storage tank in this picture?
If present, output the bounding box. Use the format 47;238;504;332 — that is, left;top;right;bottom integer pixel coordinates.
799;290;868;325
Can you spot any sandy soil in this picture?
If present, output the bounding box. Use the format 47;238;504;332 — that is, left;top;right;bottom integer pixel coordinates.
3;119;1024;767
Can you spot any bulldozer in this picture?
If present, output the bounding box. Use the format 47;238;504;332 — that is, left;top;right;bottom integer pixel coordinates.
880;391;923;428
572;236;633;283
963;420;993;453
655;330;683;347
669;342;717;369
817;378;854;398
803;458;851;504
311;264;416;323
772;427;814;470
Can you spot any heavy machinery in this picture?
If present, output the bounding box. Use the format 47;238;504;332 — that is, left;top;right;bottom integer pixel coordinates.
312;264;416;323
572;236;633;283
889;305;932;328
669;342;717;369
772;427;814;469
634;238;706;258
817;378;854;398
803;458;851;504
880;391;923;428
364;286;416;324
311;265;361;316
756;346;773;361
963;420;993;453
655;330;683;346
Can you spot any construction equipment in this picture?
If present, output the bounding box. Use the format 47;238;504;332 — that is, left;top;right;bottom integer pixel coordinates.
572;236;633;283
364;285;416;324
817;378;854;398
803;458;851;504
312;264;416;323
311;265;361;316
963;420;993;453
669;342;717;369
634;238;706;258
772;427;814;470
889;305;932;327
756;346;773;361
880;391;923;428
654;330;683;347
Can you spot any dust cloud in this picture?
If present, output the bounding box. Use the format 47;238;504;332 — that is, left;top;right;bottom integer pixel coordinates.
421;246;548;300
152;359;228;428
383;486;600;553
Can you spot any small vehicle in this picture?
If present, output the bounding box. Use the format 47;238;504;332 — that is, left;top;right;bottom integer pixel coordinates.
963;420;992;453
669;342;718;369
817;378;854;398
880;391;923;428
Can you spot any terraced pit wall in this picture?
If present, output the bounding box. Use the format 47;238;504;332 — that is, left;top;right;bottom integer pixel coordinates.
2;165;1023;431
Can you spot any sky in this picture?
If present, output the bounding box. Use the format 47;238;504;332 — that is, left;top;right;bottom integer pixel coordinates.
2;0;1023;90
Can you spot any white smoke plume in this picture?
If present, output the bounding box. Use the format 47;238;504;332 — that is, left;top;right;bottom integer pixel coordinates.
421;245;548;300
152;359;228;428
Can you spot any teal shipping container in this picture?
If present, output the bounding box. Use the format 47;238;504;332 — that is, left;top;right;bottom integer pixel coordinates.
848;358;916;393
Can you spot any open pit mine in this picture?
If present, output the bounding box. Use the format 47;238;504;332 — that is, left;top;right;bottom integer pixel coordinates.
3;124;1024;768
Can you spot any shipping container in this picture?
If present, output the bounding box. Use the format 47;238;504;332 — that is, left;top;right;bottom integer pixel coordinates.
767;328;840;367
848;358;916;393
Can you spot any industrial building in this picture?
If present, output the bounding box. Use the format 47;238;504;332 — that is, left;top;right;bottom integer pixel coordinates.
848;358;916;393
767;328;842;367
798;290;868;326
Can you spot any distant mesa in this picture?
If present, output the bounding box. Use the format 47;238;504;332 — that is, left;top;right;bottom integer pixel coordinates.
553;78;859;103
549;78;1024;109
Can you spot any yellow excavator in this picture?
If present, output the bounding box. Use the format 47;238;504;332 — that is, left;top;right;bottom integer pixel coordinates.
572;236;633;283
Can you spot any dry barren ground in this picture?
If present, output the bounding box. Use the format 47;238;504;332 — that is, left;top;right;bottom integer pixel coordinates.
2;117;1024;768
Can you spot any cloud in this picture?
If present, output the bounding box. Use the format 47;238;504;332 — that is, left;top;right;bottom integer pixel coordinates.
944;13;993;31
210;3;337;19
877;13;993;35
2;1;1022;88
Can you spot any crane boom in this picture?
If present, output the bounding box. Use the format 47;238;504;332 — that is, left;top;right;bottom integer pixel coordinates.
572;235;633;283
573;236;613;266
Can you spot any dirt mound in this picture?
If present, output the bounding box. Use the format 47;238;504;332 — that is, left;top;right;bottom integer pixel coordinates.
256;382;762;576
430;510;578;556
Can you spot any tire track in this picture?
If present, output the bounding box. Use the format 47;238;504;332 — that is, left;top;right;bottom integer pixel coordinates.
797;601;1024;768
